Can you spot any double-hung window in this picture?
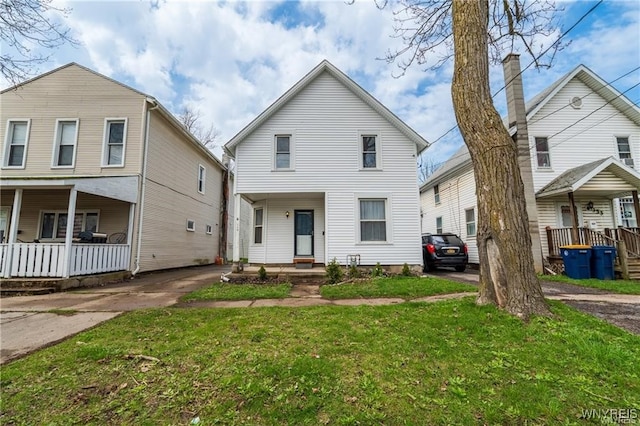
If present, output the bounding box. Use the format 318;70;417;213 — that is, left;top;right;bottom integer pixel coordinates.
198;165;206;194
275;135;291;169
535;137;551;168
52;119;79;168
434;185;440;204
465;208;476;237
361;134;380;169
39;211;99;240
254;208;264;244
3;120;30;168
436;216;443;234
616;137;633;166
359;199;387;242
102;119;126;166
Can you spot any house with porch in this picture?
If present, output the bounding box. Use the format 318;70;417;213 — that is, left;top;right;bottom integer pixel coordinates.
0;63;227;282
420;56;640;277
224;60;429;271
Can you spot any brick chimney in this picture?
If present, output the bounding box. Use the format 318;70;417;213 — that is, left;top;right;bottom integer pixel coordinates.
502;53;544;273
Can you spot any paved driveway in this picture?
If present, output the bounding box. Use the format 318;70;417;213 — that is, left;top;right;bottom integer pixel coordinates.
0;265;230;364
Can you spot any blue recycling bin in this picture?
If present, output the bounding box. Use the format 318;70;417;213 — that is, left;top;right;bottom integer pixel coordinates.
560;245;592;279
590;245;616;280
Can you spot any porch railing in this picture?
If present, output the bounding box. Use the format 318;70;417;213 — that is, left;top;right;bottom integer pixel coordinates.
0;243;130;278
545;227;617;258
605;227;640;257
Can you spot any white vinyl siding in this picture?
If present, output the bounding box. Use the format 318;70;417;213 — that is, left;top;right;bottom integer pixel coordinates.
3;120;30;168
51;119;79;168
234;72;422;266
102;118;127;167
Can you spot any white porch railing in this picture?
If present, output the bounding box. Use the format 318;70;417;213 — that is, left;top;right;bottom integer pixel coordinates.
0;243;130;278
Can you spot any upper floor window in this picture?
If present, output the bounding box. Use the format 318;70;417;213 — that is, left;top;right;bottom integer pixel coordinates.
616;137;634;167
52;119;78;168
359;199;387;242
198;164;206;194
39;210;99;240
535;137;551;168
3;120;30;168
434;184;440;204
436;216;443;234
361;134;380;169
102;119;127;167
254;208;264;244
465;208;476;237
275;135;291;169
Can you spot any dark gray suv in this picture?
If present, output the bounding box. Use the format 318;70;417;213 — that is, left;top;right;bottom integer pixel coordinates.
422;233;468;272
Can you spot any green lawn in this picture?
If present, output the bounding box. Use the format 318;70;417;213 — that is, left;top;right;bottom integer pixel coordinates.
321;276;477;299
181;282;292;302
541;274;640;295
2;300;638;425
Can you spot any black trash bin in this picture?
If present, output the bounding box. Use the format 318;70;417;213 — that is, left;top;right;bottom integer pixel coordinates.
590;246;616;280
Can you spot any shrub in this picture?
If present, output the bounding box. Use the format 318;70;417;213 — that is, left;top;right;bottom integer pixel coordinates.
258;265;267;281
371;262;384;278
401;262;412;277
348;264;361;279
325;258;344;284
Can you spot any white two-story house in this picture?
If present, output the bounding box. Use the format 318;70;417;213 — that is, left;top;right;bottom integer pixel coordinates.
1;63;227;282
420;58;640;271
225;60;429;270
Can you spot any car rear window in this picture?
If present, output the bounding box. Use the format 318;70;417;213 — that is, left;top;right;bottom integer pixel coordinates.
431;235;464;245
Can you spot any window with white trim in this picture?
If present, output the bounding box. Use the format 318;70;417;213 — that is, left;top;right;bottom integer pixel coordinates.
616;137;633;166
39;211;99;240
186;219;195;232
465;208;476;237
534;137;551;168
274;135;291;169
254;208;263;244
206;224;213;235
52;119;78;167
434;184;440;204
3;120;30;168
361;134;380;169
436;216;443;234
359;199;386;242
198;164;206;194
102;119;126;166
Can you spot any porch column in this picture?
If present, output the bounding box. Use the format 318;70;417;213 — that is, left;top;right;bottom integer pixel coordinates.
568;192;579;244
632;190;640;228
3;189;22;278
127;203;135;271
62;188;78;278
232;193;241;272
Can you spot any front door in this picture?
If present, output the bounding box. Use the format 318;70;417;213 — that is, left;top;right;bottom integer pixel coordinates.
294;210;314;257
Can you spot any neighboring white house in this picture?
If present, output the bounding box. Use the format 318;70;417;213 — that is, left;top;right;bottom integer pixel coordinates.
420;59;640;267
1;63;227;280
224;60;429;270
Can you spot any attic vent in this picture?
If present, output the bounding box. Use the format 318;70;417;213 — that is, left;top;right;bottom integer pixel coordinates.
570;96;583;109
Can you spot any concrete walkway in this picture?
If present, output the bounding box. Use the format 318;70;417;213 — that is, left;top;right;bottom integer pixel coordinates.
2;265;639;364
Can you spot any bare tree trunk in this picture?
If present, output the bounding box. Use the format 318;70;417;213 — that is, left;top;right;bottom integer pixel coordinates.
451;0;550;320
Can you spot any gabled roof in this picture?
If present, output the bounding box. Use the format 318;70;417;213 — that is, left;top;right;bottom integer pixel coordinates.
1;62;150;97
1;62;226;171
224;60;430;156
536;157;640;199
420;64;640;192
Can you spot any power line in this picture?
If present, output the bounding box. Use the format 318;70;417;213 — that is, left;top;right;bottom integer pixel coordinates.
421;0;604;154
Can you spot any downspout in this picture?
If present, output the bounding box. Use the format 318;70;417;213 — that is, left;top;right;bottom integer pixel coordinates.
132;98;159;276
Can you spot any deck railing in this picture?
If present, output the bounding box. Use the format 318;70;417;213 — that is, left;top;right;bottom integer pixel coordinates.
605;227;640;257
546;227;617;257
0;243;130;278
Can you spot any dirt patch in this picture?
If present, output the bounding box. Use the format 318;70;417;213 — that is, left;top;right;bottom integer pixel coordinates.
561;300;640;335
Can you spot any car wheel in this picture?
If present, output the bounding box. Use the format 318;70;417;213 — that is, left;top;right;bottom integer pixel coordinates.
423;262;432;273
454;265;466;272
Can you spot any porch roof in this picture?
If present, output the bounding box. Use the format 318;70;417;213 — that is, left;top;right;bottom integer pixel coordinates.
0;175;139;203
536;157;640;199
